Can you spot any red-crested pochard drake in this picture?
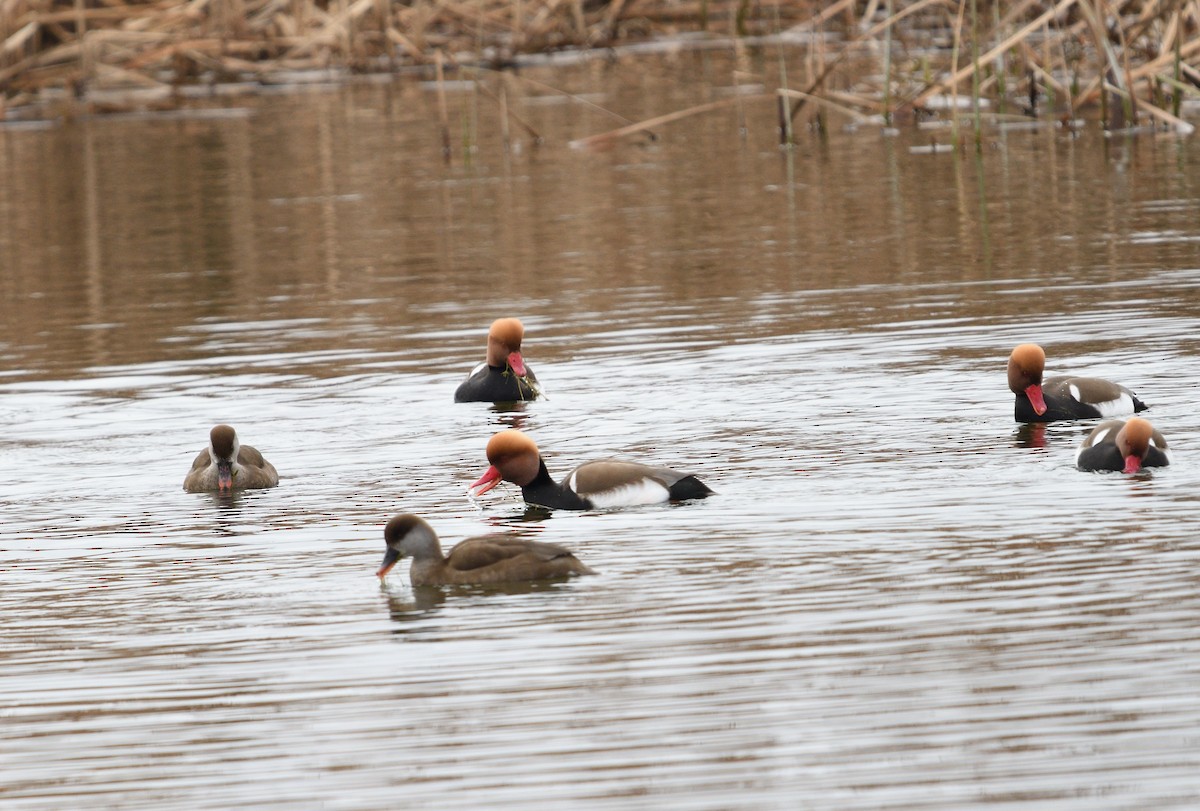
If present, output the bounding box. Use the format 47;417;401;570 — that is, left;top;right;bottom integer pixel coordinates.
375;514;595;585
183;424;279;493
1008;343;1147;422
454;318;542;403
1076;417;1170;473
469;429;713;510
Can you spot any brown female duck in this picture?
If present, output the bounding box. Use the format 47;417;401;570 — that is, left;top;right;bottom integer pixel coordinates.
183;424;279;493
376;514;595;585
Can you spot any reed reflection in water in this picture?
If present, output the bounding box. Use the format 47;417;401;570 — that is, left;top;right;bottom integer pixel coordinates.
3;50;1200;810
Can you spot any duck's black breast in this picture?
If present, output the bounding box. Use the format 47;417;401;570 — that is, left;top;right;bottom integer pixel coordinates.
520;462;592;511
1076;442;1125;471
1076;442;1169;471
1016;374;1147;423
454;364;540;403
1015;392;1102;422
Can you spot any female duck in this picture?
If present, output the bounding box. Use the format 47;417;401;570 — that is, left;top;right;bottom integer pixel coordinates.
454;318;542;403
183;424;279;492
1008;343;1147;422
469;429;712;510
375;514;594;585
1077;417;1169;473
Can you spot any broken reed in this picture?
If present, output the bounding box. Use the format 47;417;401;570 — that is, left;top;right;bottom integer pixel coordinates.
1;0;1199;137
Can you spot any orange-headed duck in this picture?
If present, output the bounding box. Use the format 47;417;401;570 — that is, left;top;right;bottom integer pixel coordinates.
375;514;595;585
183;424;279;493
454;318;542;403
469;429;713;510
1076;417;1169;473
1008;343;1147;422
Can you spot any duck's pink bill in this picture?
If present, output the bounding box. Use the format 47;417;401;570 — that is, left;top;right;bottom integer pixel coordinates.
1024;383;1047;416
507;351;526;377
470;465;503;497
1123;455;1142;474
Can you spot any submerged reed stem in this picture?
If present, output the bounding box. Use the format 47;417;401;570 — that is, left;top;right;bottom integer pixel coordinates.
883;0;894;127
970;0;982;149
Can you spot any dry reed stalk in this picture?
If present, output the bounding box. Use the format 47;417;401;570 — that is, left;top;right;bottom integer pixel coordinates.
74;0;90;89
2;0;1200;133
463;63;643;129
1129;32;1200;82
881;0;892;125
811;2;826;135
991;0;1044;34
1104;77;1195;132
915;0;1079;107
969;0;981;145
569;93;772;149
948;0;965;139
498;83;509;147
861;0;881;29
774;3;793;144
1017;44;1069;100
435;49;451;161
782;0;943;128
1079;0;1133;127
826;88;883;112
598;0;625;38
385;27;420;59
778;86;874;122
284;0;375;58
859;0;953;39
0;41;83;87
3;22;38;58
790;0;856;33
471;75;542;141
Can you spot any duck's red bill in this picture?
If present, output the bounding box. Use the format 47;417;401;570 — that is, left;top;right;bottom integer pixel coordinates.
218;461;234;491
507;351;526;377
1025;384;1047;416
469;465;502;497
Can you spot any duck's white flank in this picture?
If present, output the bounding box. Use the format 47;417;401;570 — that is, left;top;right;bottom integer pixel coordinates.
565;471;671;508
1068;383;1135;417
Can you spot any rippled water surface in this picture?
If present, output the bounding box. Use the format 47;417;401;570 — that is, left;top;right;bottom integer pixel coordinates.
4;50;1200;809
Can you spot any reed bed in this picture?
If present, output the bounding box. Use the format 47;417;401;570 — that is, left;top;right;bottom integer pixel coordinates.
1;0;1198;136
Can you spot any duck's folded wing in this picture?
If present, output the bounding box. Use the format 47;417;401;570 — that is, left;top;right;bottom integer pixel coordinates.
568;460;674;496
569;460;710;505
238;444;269;467
444;537;569;571
187;449;210;473
1048;376;1133;407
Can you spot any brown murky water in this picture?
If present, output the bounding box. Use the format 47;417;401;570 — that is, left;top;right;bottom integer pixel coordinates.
3;48;1200;809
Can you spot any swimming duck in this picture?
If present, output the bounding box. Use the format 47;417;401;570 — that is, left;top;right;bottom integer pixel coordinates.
1076;417;1169;473
1008;343;1147;422
469;429;713;510
183;424;279;493
454;318;542;403
375;514;595;585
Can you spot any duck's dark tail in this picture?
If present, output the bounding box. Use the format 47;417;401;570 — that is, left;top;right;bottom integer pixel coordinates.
669;475;714;501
